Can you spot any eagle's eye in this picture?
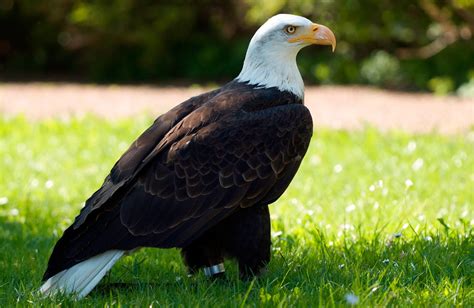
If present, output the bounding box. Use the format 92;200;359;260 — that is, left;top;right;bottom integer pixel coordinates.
284;25;297;34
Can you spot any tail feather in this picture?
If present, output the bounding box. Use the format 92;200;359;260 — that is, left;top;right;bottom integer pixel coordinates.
40;250;124;299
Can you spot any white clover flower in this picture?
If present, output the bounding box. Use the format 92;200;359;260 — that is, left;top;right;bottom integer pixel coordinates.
30;179;39;188
346;204;356;213
407;141;417;153
412;158;424;171
0;197;8;206
333;164;343;173
45;180;54;189
344;293;359;305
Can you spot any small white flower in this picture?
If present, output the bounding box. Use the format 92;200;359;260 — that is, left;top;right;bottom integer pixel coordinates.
344;293;359;305
407;141;417;153
437;208;448;217
290;198;300;206
340;224;354;231
412;158;424;171
369;185;376;192
405;179;413;188
310;155;321;166
30;179;39;188
346;204;356;213
0;197;8;206
272;231;283;238
333;164;343;173
45;180;54;189
10;208;19;216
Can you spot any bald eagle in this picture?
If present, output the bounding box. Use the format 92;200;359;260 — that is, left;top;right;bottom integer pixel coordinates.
40;14;336;298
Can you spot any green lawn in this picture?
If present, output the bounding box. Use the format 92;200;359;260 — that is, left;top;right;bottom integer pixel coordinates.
0;116;472;306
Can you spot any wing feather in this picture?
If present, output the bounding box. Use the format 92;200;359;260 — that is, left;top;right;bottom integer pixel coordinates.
119;103;312;240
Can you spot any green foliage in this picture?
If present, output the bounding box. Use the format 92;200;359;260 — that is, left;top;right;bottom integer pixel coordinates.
0;116;472;305
1;1;474;92
361;51;401;87
428;76;455;96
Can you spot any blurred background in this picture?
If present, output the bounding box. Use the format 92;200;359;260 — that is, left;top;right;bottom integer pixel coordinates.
1;2;473;305
1;0;474;96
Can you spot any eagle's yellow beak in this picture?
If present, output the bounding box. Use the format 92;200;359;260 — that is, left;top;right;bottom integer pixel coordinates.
288;23;336;52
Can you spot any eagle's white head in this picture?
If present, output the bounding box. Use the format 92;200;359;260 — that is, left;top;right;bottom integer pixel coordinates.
236;14;336;99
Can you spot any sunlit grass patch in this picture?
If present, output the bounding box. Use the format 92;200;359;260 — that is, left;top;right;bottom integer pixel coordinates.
0;116;472;306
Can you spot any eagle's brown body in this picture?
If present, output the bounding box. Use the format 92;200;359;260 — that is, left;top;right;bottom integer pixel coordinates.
43;80;313;281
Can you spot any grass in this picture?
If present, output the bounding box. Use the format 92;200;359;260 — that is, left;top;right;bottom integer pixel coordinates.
0;115;472;306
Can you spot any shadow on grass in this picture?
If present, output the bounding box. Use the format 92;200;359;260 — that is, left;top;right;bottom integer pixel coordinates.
85;227;473;303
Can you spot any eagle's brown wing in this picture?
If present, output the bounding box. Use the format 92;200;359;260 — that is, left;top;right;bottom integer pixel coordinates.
72;89;221;227
119;103;313;243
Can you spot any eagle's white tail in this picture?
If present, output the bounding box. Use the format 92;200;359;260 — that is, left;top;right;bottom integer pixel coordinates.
40;250;124;299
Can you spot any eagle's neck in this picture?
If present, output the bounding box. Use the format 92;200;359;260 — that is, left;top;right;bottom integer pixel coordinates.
236;43;304;99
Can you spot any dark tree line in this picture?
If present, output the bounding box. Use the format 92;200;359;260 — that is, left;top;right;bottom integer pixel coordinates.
1;0;473;94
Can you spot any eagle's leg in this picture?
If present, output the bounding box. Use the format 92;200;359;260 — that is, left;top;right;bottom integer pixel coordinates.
181;204;271;279
181;233;225;277
222;204;271;279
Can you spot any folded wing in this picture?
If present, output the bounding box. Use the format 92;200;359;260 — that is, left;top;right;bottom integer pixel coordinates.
43;93;312;282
